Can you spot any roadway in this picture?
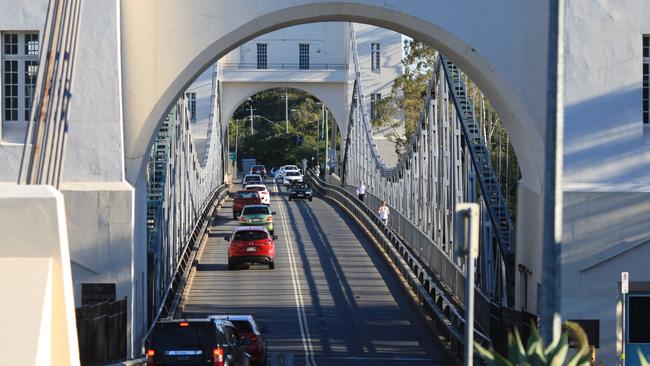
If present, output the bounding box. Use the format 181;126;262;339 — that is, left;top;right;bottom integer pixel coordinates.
181;178;452;366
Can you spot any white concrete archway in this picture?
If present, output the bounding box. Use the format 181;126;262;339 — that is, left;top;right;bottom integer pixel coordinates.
220;82;349;139
120;0;548;195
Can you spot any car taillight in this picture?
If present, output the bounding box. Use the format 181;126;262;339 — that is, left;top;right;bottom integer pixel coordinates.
146;349;155;365
267;216;273;222
239;216;246;222
250;335;257;343
213;347;224;366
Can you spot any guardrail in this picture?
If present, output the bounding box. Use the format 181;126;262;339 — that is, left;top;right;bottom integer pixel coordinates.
219;62;348;71
139;182;229;349
306;172;491;361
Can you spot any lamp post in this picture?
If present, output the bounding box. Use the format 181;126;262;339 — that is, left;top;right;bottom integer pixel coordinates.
285;88;289;134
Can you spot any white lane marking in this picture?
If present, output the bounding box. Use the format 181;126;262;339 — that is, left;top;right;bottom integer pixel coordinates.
321;356;435;362
275;182;317;366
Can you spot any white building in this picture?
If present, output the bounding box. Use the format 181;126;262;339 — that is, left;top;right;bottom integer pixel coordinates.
215;22;403;165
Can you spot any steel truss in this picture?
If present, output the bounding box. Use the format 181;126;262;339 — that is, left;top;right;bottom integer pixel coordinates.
344;26;515;306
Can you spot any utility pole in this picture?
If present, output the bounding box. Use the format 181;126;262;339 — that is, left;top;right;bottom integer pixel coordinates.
541;0;565;344
285;88;289;134
249;105;255;135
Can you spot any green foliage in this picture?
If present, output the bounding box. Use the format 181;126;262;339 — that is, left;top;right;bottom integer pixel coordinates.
229;88;338;169
475;322;592;366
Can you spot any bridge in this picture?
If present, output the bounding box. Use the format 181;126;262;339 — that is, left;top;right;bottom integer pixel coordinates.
1;1;650;366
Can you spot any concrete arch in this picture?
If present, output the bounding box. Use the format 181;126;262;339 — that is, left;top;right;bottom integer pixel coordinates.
220;83;349;137
121;1;548;195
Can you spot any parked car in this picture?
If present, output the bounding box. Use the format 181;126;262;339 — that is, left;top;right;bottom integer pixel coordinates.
282;171;303;186
249;165;267;179
209;315;268;366
243;184;270;205
238;205;275;235
225;226;276;270
288;181;313;201
145;319;251;366
243;174;263;186
232;190;262;220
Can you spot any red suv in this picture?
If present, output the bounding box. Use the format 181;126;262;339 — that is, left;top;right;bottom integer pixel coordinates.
209;315;267;366
225;226;275;270
232;190;262;220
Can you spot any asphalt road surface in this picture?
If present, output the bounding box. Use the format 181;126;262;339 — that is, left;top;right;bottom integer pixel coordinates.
182;178;453;366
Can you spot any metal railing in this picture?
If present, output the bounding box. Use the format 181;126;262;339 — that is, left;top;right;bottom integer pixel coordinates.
219;62;348;71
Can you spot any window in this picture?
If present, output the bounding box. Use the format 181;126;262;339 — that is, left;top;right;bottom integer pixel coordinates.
371;43;381;72
370;93;381;119
256;43;267;69
643;35;650;126
299;43;310;70
186;92;196;122
2;32;39;124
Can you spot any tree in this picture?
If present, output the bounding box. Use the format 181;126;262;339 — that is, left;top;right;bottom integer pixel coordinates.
229;88;338;169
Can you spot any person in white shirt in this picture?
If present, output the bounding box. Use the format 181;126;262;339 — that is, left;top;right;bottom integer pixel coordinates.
378;201;389;226
356;180;366;202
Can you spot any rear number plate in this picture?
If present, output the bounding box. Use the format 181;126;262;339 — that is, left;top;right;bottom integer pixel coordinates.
252;218;261;222
246;247;257;252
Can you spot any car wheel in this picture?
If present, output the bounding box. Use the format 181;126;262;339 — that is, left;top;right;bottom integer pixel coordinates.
233;213;237;220
268;261;275;270
288;197;291;201
228;260;234;270
309;197;312;201
269;230;274;236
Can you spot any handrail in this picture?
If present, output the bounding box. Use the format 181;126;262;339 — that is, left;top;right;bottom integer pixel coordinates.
219;62;348;71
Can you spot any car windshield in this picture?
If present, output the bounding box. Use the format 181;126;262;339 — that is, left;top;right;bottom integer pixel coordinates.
150;322;215;350
286;172;300;177
293;183;309;189
243;206;270;215
285;166;298;171
245;186;265;191
233;230;269;241
252;165;265;170
236;191;259;199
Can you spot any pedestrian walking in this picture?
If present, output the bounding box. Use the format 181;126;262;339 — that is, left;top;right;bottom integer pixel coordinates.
356;180;366;202
378;201;389;226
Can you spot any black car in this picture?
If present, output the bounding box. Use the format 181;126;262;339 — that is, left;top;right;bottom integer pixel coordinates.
288;181;313;201
250;165;266;179
146;319;251;366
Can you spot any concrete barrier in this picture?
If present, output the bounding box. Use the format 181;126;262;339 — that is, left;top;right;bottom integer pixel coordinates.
0;185;80;365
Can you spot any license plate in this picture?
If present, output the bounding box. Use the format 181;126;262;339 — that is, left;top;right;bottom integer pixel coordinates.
252;218;261;222
297;194;304;197
246;247;257;252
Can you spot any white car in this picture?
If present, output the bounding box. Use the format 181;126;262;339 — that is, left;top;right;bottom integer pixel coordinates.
244;184;270;205
274;166;285;180
283;171;303;186
243;173;263;186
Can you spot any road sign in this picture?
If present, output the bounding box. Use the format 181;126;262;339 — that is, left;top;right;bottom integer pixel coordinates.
622;272;629;294
229;152;236;161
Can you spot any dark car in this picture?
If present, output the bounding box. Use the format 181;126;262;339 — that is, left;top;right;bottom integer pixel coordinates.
226;226;276;270
209;315;267;366
288;181;313;201
232;190;262;220
146;319;250;366
249;165;266;179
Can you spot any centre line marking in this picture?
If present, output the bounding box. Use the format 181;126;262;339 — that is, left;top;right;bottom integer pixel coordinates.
274;181;317;366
